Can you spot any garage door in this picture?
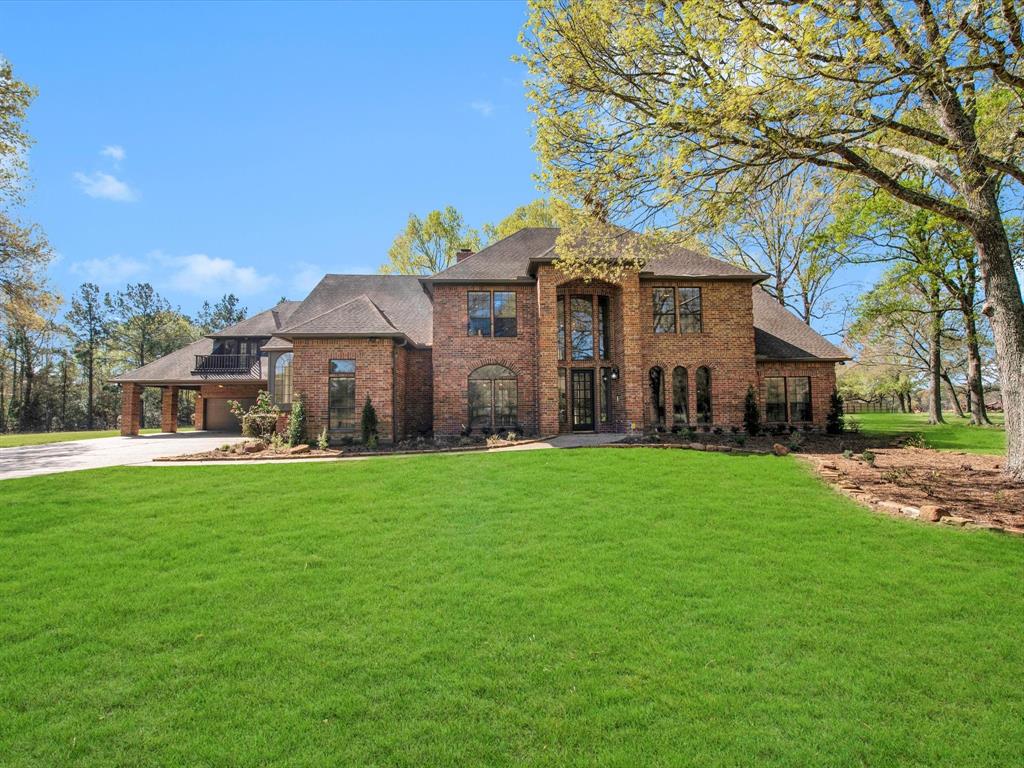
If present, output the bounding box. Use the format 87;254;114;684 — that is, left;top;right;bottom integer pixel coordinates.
204;398;253;432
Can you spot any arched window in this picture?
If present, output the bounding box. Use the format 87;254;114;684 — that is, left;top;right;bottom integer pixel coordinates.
468;364;517;432
649;367;665;428
696;366;712;424
673;366;689;426
274;352;293;405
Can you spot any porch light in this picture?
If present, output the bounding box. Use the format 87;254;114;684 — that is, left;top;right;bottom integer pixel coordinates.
610;367;619;380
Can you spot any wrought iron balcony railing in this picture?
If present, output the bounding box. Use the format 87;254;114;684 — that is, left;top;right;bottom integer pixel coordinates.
192;353;261;377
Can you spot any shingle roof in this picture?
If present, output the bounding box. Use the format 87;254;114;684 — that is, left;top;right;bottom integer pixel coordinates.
752;288;849;361
109;336;268;385
429;227;764;282
260;336;293;352
278;274;432;345
208;301;301;337
280;295;400;337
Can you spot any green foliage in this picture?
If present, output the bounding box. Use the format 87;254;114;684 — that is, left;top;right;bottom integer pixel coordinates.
382;206;481;275
826;389;845;435
316;427;329;451
287;396;306;447
230;391;280;441
861;450;876;466
743;386;760;436
2;451;1023;766
361;395;378;446
482;199;559;244
195;294;247;333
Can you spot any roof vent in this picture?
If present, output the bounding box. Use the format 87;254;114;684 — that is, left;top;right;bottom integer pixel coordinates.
455;248;474;263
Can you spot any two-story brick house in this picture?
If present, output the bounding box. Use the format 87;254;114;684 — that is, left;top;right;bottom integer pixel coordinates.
113;228;847;440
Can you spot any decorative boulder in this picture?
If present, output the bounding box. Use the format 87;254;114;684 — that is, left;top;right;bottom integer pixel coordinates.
288;444;310;455
920;504;947;522
772;443;790;456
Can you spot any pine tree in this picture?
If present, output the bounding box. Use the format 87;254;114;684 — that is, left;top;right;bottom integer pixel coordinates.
743;386;760;436
361;396;378;447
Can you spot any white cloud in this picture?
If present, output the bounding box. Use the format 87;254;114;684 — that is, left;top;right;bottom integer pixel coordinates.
160;252;274;297
73;171;138;202
70;254;146;285
469;100;495;118
100;145;126;162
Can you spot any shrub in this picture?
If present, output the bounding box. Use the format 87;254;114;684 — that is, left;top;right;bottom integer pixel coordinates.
241;413;279;440
826;388;845;435
317;427;329;451
861;450;876;466
743;386;761;436
288;396;306;447
361;396;379;446
842;449;854;460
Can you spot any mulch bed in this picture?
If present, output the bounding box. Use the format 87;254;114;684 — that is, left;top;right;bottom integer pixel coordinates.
802;448;1024;534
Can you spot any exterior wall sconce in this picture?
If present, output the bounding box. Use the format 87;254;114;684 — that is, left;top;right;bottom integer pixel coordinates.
610;367;619;380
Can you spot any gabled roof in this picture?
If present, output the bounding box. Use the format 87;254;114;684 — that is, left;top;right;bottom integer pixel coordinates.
752;288;849;361
208;301;301;337
429;227;765;283
279;295;400;337
278;274;432;345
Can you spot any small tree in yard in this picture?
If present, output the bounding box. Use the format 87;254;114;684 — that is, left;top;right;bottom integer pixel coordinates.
361;396;378;447
287;395;306;447
826;388;845;436
743;386;760;436
229;390;279;441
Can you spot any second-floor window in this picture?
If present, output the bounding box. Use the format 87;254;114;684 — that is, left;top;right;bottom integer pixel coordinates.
652;287;703;334
467;291;517;337
570;296;594;360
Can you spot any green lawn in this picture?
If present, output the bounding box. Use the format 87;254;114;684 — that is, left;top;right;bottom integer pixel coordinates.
853;411;1006;454
2;449;1021;767
0;426;194;448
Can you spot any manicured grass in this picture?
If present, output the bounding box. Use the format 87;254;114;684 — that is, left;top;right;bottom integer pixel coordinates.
0;426;194;448
854;411;1006;454
1;449;1021;766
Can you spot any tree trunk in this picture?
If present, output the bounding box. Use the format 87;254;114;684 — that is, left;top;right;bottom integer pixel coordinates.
927;285;945;425
86;347;95;430
971;209;1024;479
961;304;990;425
942;372;965;418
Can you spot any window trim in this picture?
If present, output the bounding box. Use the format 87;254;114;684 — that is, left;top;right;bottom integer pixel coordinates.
272;352;293;407
678;287;703;333
467;289;518;338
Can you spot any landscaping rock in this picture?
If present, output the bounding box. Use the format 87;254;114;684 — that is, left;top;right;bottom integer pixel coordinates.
919;504;947;522
940;515;970;527
243;443;263;454
688;442;705;451
899;505;921;519
820;461;838;471
288;444;310;455
876;500;904;515
772;443;789;456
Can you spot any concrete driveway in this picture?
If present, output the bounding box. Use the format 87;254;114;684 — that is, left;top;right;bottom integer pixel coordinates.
0;432;246;481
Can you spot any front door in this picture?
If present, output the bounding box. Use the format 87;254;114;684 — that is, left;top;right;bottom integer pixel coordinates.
572;369;595;431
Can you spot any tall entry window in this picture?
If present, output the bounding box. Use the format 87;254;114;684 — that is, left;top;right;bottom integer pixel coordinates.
556;297;565;361
672;366;688;425
468;364;518;431
274;352;293;405
598;296;611;359
570;296;594;360
328;359;356;430
696;366;712;424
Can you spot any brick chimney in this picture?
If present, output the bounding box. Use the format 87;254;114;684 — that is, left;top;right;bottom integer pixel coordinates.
455;248;474;263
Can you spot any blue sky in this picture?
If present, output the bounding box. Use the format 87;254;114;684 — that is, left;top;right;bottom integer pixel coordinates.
2;1;540;316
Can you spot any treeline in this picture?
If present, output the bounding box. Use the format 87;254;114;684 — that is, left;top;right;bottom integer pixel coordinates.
1;287;247;433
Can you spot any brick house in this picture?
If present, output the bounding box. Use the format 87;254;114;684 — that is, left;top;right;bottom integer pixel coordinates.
112;228;847;440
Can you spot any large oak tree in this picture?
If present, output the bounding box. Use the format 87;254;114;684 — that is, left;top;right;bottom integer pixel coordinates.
522;0;1024;478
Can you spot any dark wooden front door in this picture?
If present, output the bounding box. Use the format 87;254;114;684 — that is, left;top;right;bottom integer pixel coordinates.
572;369;595;431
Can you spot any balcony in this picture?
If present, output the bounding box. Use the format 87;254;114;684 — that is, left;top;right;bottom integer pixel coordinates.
192;353;261;377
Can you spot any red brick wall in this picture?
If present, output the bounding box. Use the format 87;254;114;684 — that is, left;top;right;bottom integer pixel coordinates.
639;279;759;428
160;386;179;433
431;283;539;436
400;345;433;438
119;383;142;436
756;360;837;427
291;337;396;442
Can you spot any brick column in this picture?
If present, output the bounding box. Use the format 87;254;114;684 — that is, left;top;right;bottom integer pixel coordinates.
120;383;142;436
161;386;179;433
535;265;561;435
619;271;645;431
194;392;205;430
